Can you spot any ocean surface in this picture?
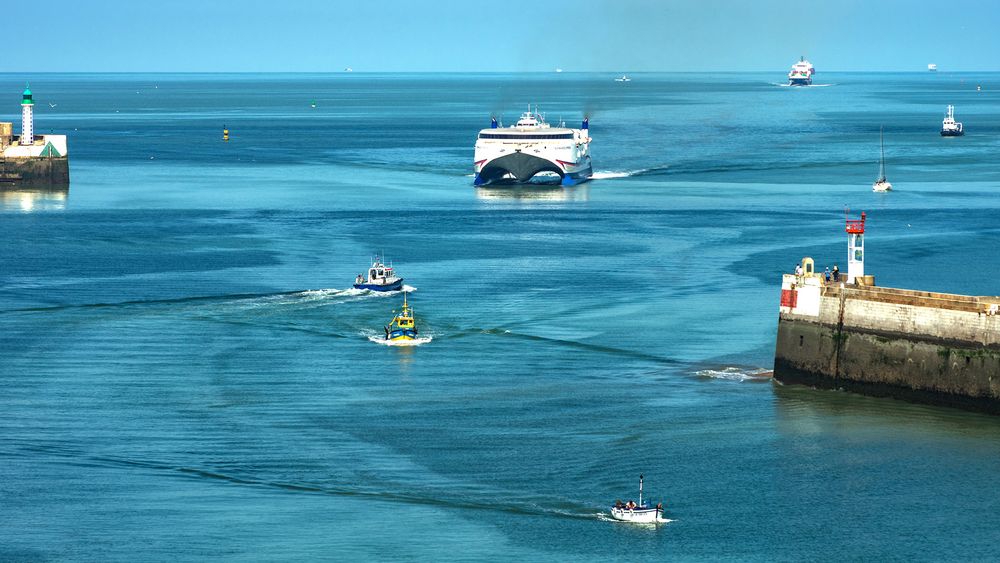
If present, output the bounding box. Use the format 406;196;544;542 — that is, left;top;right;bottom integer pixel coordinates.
3;72;1000;561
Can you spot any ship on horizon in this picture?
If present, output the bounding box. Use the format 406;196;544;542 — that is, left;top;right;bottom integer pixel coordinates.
787;57;815;86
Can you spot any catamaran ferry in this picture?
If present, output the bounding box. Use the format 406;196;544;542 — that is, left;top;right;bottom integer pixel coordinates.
787;57;815;86
473;107;592;186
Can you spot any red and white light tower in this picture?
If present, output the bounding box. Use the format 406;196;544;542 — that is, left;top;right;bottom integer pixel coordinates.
845;210;866;283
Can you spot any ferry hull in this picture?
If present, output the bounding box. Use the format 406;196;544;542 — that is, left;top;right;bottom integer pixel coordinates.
475;152;592;186
940;130;964;137
788;78;812;86
354;279;404;292
560;165;593;186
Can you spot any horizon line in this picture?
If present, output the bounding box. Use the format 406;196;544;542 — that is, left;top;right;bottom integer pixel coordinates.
0;69;998;75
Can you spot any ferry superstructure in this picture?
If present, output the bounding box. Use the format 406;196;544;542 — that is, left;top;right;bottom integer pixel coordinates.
473;107;592;186
787;57;815;86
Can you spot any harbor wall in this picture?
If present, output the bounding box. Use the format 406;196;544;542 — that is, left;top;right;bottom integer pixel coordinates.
0;157;70;186
773;274;1000;414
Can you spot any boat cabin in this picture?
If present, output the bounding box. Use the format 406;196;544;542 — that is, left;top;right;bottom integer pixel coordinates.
393;312;414;330
370;265;393;280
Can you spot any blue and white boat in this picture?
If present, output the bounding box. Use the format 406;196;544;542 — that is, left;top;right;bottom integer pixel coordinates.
473;106;592;186
940;105;964;136
787;57;815;86
353;256;403;292
609;474;668;524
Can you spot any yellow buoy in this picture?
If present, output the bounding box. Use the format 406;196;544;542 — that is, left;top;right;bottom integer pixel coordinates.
223;126;230;142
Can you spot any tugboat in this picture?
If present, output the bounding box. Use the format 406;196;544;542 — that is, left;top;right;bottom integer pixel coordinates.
873;127;892;193
609;474;667;524
384;293;418;341
940;105;964;136
354;256;403;292
787;57;815;86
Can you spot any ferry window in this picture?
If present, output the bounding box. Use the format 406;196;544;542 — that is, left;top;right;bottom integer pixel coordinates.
478;133;574;140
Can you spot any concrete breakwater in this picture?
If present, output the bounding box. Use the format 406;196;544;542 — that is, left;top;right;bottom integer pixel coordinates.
774;270;1000;414
1;85;70;187
0;156;70;186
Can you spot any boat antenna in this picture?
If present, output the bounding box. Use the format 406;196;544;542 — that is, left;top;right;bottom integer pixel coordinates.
879;126;886;180
639;474;644;507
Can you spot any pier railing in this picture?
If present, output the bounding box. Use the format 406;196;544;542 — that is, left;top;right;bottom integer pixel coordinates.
787;273;1000;314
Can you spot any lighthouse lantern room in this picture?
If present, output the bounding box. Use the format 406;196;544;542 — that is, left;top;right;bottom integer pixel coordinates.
845;211;866;283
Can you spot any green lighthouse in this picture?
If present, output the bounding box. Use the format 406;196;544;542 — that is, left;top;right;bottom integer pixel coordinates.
20;83;34;145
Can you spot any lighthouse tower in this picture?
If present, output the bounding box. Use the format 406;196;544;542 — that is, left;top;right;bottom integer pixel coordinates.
20;84;34;146
845;211;866;283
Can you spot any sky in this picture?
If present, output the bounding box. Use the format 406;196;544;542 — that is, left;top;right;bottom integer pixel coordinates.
7;0;1000;72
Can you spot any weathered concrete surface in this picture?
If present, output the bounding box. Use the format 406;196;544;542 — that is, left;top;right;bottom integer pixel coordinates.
774;280;1000;414
0;157;70;186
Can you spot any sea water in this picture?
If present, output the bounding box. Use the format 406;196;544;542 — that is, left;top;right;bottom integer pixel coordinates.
3;72;1000;560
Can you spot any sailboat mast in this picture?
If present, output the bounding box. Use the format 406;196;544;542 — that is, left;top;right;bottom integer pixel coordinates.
879;127;886;180
639;474;643;507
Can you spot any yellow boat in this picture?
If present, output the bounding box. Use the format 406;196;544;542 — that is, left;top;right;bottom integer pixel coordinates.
384;293;418;341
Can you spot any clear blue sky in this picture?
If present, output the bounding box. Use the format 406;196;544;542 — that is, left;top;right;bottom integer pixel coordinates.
9;0;999;72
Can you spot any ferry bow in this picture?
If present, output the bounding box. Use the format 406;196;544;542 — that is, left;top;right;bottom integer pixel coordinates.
473;106;592;186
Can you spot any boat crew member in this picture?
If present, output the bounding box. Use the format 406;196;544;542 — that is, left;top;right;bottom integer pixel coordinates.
824;267;831;282
795;264;803;277
832;265;840;281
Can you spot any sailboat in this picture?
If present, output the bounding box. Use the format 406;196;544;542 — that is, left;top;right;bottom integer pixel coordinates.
872;127;892;192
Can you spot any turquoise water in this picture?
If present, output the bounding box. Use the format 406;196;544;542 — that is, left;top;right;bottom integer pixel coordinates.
3;73;1000;561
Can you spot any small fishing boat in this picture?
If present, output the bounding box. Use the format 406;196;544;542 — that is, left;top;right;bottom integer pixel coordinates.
872;127;892;193
384;293;418;341
609;474;667;524
354;256;403;292
615;74;631;82
940;105;964;136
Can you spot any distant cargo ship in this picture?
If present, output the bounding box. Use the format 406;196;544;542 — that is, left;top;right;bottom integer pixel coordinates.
473;107;592;186
787;57;815;86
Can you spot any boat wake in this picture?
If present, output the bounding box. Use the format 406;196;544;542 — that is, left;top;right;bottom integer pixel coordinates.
696;366;772;382
368;335;433;347
594;512;674;525
774;83;835;88
334;284;417;298
362;327;432;346
1;285;419;317
220;285;417;310
591;169;646;180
